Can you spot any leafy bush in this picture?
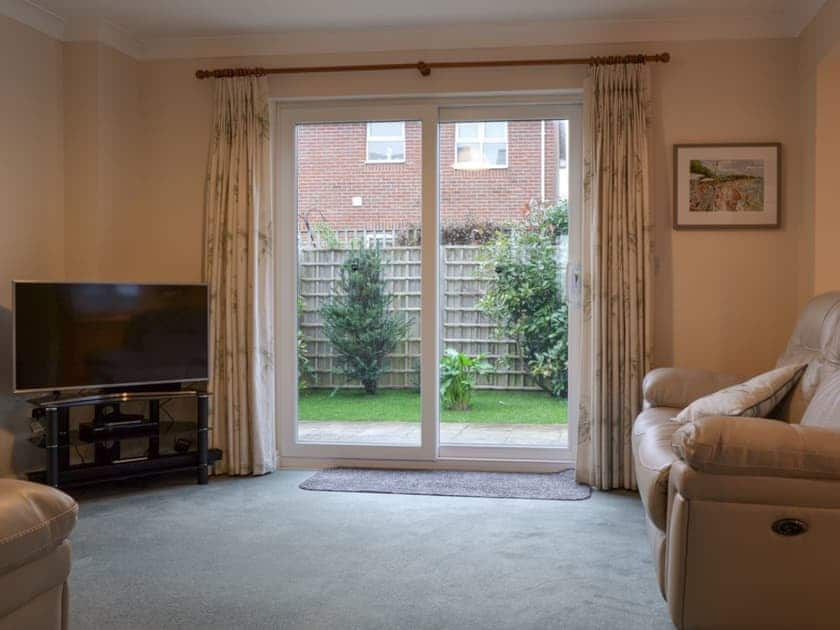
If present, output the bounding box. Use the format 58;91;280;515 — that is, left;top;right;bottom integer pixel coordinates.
441;217;509;245
393;218;514;246
320;244;412;394
440;348;493;410
478;199;569;398
313;222;341;249
297;297;312;392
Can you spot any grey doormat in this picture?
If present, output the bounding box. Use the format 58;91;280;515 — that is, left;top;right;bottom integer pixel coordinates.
300;468;591;501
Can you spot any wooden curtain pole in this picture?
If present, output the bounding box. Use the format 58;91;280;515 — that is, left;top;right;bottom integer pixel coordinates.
195;52;670;79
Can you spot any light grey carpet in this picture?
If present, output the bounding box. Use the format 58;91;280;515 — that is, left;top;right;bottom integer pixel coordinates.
300;468;591;500
68;471;672;630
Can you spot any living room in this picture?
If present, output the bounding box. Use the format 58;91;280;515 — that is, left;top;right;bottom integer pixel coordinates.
1;0;840;628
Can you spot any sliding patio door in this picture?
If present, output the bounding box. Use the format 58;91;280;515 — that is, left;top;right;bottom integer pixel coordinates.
275;97;580;464
276;103;439;461
436;104;581;462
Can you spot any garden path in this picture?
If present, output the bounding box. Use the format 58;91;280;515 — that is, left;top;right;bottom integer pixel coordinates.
298;421;568;447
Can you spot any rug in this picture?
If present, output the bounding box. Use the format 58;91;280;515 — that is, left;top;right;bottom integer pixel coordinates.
299;468;591;501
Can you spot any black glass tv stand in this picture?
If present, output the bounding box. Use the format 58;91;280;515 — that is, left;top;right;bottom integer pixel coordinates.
26;389;221;489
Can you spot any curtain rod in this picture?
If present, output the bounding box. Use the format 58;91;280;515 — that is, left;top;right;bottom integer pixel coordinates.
195;52;670;79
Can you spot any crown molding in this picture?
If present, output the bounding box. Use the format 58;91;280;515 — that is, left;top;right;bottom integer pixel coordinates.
0;0;63;40
64;17;145;59
141;14;792;60
0;0;828;62
787;0;828;37
0;1;143;58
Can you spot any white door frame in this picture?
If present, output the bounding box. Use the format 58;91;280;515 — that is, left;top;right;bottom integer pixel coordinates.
275;102;439;461
435;101;582;464
273;93;582;466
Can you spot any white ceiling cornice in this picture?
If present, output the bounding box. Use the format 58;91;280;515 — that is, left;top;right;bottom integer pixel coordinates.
0;0;828;61
0;1;143;58
0;0;63;40
63;17;145;59
142;14;792;60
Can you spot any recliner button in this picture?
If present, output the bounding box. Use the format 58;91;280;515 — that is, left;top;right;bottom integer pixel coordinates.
771;519;808;537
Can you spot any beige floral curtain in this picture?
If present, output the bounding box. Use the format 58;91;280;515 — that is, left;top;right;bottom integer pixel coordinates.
575;62;653;490
204;76;276;475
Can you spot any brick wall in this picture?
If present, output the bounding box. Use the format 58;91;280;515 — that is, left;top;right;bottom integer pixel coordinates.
296;120;559;233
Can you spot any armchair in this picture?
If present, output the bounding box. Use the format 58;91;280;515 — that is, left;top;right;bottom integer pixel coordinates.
632;292;840;629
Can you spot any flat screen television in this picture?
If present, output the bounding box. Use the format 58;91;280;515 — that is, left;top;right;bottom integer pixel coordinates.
13;282;209;394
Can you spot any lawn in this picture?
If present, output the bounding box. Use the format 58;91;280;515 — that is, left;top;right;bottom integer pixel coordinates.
298;389;567;424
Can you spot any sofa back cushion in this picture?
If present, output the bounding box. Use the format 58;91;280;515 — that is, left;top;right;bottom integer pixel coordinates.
775;292;840;423
801;370;840;429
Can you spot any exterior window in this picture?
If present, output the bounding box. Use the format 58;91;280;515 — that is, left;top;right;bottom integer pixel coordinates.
366;122;405;163
454;122;508;169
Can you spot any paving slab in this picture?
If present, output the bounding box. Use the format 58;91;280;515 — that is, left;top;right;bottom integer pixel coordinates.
298;421;568;447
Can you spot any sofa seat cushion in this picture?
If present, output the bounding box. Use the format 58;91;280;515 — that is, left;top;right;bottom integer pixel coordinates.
0;480;77;574
633;407;683;532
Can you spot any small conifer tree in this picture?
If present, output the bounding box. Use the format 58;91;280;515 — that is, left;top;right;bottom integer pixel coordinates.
320;245;411;394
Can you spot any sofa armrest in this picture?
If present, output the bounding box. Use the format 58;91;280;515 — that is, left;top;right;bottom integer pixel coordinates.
669;459;840;508
0;480;77;575
672;416;840;481
642;367;742;408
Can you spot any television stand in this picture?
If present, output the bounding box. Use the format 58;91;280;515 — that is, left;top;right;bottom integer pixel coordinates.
26;390;221;489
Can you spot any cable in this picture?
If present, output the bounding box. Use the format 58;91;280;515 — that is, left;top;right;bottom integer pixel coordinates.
74;443;86;465
159;399;177;435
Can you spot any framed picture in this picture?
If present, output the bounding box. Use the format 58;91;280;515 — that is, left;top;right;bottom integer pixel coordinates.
673;143;781;229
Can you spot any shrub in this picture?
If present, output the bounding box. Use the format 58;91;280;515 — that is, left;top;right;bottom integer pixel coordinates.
297;297;312;392
441;216;509;245
313;222;341;249
478;199;569;398
440;348;493;410
393;218;514;246
320;244;412;394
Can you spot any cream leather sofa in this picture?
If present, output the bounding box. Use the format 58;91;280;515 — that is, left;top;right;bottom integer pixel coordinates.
0;479;78;630
633;291;840;629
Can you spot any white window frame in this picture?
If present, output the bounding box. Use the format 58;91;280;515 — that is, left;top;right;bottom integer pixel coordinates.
453;121;509;169
365;121;406;163
274;94;582;471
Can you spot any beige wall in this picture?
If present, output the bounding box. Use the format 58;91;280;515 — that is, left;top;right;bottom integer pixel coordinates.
653;39;804;377
815;55;840;293
0;16;65;475
800;0;840;295
0;27;143;477
64;42;143;280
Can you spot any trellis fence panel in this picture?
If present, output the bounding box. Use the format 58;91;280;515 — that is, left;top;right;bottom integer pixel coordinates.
298;228;566;391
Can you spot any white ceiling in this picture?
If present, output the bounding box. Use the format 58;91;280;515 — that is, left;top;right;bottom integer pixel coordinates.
2;0;827;58
25;0;825;38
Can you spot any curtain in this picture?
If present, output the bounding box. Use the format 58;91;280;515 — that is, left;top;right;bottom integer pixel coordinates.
204;76;276;475
575;62;653;490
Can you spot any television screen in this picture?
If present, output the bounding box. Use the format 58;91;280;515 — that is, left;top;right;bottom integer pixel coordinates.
14;282;209;393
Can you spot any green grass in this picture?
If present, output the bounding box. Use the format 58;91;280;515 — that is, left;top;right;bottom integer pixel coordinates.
298;389;567;424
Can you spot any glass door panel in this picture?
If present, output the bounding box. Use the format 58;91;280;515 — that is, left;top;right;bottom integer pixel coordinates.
295;120;422;446
438;118;572;450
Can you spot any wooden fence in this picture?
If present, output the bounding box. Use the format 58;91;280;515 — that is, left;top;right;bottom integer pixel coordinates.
298;228;567;390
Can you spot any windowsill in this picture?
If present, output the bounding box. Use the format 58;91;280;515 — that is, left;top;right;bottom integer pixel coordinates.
451;163;509;171
365;159;407;165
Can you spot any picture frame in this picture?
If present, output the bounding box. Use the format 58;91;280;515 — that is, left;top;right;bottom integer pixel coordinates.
673;143;781;229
